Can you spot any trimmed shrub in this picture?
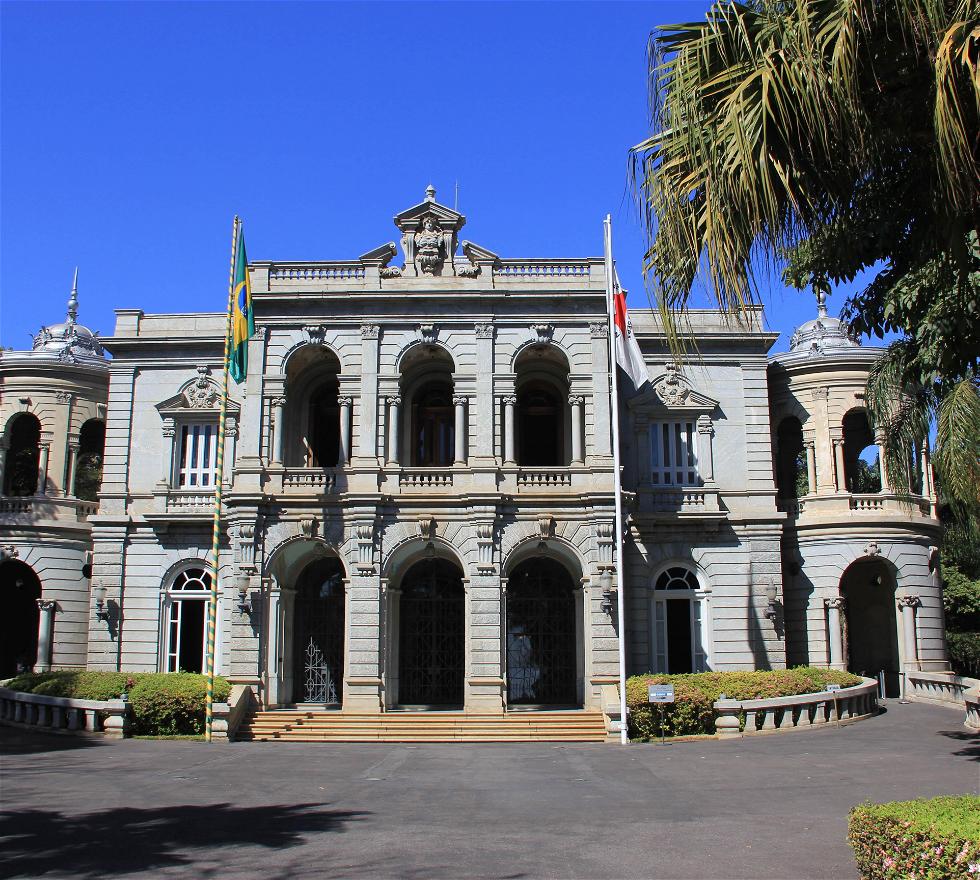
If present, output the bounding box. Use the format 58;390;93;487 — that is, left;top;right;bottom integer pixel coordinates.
128;673;230;736
625;667;862;740
947;632;980;679
5;670;230;736
848;796;980;879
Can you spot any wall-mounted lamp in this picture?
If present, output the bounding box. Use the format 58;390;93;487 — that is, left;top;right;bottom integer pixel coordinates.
93;581;110;621
764;582;780;621
234;575;252;615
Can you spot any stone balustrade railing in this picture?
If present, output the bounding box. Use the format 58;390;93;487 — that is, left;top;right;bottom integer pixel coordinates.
906;670;980;708
0;686;129;737
281;468;337;492
166;491;216;512
494;260;591;278
965;688;980;732
517;469;572;488
0;496;103;522
269;263;366;282
713;677;879;738
399;469;454;489
0;498;33;514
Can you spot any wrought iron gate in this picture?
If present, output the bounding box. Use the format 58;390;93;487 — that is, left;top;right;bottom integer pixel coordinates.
507;558;577;705
399;559;464;706
293;561;345;704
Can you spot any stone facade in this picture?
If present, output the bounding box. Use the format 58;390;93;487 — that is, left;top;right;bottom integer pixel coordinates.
0;192;948;714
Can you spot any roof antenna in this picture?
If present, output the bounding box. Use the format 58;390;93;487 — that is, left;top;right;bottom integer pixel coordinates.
454;180;459;212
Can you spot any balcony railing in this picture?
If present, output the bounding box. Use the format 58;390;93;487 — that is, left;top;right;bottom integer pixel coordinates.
516;469;573;489
399;469;454;489
0;495;100;522
281;468;337;493
166;491;216;512
779;492;933;520
495;260;591;278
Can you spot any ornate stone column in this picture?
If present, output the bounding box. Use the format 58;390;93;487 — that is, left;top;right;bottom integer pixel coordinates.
503;396;516;465
35;599;57;672
697;416;715;483
875;430;891;492
568;395;584;464
453;396;467;465
804;439;817;495
824;597;846;669
386;396;401;465
271;397;287;465
64;441;79;497
920;442;934;498
832;437;846;493
159;419;176;486
338;396;353;465
898;595;921;668
36;443;50;496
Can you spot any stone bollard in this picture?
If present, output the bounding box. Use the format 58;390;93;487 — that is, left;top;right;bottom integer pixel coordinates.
714;698;742;739
210;703;230;742
102;699;130;738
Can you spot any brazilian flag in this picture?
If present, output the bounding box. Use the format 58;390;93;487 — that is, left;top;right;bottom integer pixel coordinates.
229;224;254;384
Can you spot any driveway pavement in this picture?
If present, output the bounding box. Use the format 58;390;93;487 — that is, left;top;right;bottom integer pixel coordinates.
1;700;977;880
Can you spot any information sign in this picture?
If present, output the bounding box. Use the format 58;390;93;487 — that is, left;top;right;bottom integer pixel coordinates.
648;684;675;703
826;684;841;692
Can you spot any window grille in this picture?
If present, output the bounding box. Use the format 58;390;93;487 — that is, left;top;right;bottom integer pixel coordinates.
650;421;699;486
178;423;217;488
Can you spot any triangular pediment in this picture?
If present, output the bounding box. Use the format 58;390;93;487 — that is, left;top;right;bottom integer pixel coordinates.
393;187;466;233
156;371;241;416
628;366;718;413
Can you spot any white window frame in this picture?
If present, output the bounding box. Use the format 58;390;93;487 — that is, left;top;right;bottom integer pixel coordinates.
649;565;712;673
177;421;218;489
162;567;212;673
650;420;700;486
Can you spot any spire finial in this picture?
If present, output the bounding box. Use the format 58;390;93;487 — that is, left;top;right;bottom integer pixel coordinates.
424;183;436;202
67;267;79;325
815;287;828;319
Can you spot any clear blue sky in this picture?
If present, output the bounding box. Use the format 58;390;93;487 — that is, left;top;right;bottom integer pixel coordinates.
2;0;843;353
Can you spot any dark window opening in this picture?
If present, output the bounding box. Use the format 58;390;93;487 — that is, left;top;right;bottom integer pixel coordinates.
75;419;105;501
412;384;454;466
307;384;340;467
517;386;562;466
4;414;41;496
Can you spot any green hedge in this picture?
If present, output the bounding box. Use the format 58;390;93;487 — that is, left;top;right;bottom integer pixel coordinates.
947;631;980;678
5;670;230;736
625;667;862;740
848;796;980;879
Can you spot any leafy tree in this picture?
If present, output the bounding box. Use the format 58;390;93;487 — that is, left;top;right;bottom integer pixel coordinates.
631;0;980;506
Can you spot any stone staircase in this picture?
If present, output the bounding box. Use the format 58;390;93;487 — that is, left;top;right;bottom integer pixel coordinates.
236;709;609;743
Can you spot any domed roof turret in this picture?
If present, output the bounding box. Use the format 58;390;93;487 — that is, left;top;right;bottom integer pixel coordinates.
31;269;105;362
788;290;860;356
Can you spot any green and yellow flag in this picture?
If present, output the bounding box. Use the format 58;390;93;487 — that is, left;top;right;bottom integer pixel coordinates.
229;224;255;384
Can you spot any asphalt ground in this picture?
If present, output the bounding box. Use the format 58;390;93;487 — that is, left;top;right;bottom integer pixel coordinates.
1;700;977;880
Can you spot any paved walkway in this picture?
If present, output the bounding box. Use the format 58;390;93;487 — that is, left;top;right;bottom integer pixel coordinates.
1;701;977;880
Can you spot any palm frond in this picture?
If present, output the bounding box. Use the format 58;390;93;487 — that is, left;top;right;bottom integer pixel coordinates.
935;377;980;506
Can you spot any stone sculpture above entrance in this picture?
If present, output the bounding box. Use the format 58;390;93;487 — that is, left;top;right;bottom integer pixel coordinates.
393;185;467;277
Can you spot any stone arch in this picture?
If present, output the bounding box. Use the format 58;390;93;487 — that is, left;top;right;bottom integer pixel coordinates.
838;553;900;694
382;535;467;583
0;559;42;677
647;558;713;674
510;337;572;372
281;338;346;377
395;337;458;373
2;412;42;496
503;533;585;583
264;535;344;583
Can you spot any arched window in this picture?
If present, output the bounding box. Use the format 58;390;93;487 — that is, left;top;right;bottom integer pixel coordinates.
775;417;807;499
3;414;41;496
412;382;454;466
651;566;709;674
284;345;342;468
164;567;210;673
75;419;105;501
842;409;881;493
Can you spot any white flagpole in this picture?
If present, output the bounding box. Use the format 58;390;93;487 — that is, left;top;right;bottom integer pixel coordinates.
604;214;629;746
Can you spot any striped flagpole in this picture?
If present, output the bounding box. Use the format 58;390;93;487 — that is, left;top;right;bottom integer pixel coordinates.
205;214;240;742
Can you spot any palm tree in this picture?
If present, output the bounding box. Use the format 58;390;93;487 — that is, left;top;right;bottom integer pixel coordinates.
630;0;980;506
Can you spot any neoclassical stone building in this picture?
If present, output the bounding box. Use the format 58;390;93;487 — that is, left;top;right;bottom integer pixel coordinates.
0;190;948;730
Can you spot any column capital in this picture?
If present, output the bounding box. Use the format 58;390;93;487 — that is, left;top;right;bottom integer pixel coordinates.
361;324;380;339
271;396;287;408
824;596;846;610
897;595;921;608
474;323;495;339
36;598;57;612
696;414;714;435
386;395;402;407
338;396;353;407
568;395;584;406
589;321;609;338
452;396;467;407
502;395;517;406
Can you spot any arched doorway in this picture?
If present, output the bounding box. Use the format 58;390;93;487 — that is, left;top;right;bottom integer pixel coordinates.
0;560;42;677
164;567;211;673
651;566;709;674
841;559;899;695
4;414;41;496
506;558;578;706
398;558;464;707
292;557;345;705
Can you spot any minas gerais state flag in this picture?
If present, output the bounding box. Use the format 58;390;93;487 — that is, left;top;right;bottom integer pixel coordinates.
229;224;255;384
612;269;648;389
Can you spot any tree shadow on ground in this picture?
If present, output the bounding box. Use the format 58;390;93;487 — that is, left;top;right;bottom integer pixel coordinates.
0;802;368;879
936;728;980;763
0;725;106;755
